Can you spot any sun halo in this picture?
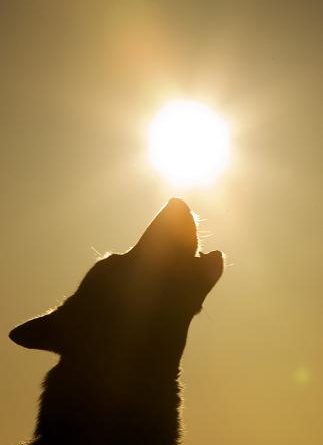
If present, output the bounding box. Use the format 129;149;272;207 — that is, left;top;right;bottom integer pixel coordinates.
148;100;231;188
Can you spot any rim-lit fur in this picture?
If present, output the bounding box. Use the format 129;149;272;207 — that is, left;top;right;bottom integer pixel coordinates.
10;198;223;445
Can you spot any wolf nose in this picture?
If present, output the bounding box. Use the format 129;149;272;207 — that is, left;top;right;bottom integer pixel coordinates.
167;197;190;212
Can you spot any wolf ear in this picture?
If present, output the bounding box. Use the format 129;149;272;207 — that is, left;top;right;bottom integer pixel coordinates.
9;311;59;352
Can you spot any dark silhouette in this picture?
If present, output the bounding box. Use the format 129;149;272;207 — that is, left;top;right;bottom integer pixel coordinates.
9;198;223;445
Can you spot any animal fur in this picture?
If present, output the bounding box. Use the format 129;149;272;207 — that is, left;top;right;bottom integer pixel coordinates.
10;198;223;445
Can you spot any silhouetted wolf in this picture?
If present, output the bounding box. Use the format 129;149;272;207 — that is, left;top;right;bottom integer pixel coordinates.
10;198;223;445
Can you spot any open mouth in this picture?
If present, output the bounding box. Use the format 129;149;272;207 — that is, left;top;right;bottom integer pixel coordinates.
197;249;224;290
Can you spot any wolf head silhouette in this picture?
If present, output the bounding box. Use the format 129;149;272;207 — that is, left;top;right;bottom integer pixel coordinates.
10;198;223;445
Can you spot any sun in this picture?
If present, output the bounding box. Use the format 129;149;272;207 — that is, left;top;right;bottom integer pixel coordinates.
148;100;231;187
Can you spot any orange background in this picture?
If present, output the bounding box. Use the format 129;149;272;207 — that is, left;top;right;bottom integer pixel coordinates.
1;2;322;444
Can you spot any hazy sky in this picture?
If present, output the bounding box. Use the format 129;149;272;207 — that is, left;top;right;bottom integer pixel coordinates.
1;1;322;444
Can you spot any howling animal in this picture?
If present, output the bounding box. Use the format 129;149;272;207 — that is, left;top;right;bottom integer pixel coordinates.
10;198;224;445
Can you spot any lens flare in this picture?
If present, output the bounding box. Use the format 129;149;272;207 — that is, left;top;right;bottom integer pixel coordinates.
148;100;231;187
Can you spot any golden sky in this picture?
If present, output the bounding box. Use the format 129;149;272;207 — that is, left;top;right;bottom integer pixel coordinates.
1;1;322;444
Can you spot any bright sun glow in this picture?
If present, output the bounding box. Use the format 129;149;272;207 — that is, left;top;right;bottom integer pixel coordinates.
148;100;231;187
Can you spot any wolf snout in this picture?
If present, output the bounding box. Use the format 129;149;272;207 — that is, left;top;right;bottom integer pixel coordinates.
132;198;198;257
166;197;190;212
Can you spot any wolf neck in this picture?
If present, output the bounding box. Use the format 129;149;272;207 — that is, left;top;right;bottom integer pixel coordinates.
33;358;183;445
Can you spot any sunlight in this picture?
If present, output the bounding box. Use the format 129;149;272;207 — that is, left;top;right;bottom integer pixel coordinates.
148;100;231;187
293;366;312;386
